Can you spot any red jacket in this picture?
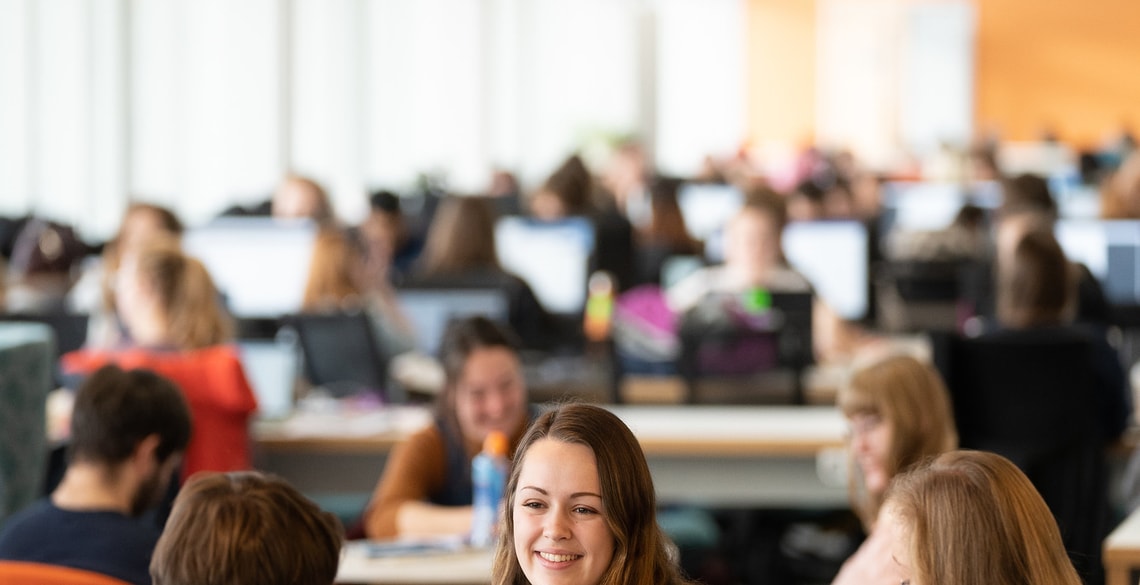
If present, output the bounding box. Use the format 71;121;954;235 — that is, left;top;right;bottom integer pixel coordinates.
61;345;258;480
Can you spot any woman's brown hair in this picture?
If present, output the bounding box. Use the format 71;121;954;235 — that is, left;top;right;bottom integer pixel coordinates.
492;403;692;585
837;354;958;527
151;471;343;585
137;239;233;349
885;450;1081;585
417;196;501;277
302;227;364;311
996;228;1075;328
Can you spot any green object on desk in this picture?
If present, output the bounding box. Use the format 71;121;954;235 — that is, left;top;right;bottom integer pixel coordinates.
741;288;772;314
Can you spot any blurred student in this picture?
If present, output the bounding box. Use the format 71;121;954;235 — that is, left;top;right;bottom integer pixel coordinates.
531;154;636;292
629;177;703;288
666;188;810;313
361;190;425;283
832;355;957;585
273;174;335;225
68;203;184;348
0;365;191;585
409;195;555;351
994;228;1130;441
150;471;343;585
362;317;532;539
492;403;694;585
61;239;258;479
883;450;1081;585
301;226;416;358
1101;150;1140;219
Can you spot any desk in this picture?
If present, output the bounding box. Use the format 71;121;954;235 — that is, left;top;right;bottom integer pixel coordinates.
1104;506;1140;585
337;543;492;585
254;404;850;508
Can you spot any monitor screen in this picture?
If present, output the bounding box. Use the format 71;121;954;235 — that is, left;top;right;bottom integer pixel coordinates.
494;216;595;314
880;181;1002;234
183;218;317;317
238;340;299;419
395;288;510;355
678;182;744;241
782;220;869;320
1055;219;1140;305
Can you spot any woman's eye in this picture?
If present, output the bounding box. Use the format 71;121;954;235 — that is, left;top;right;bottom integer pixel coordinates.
521;501;545;509
572;506;597;515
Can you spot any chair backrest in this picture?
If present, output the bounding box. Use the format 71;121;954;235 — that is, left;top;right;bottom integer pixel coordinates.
938;328;1107;582
0;322;53;524
0;561;132;585
287;311;388;400
677;292;813;404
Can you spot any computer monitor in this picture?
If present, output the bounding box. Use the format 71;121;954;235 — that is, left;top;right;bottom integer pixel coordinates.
880;181;1002;234
238;340;299;419
494;216;595;315
677;182;744;242
395;287;509;356
782;220;870;320
1055;219;1140;305
182;218;317;318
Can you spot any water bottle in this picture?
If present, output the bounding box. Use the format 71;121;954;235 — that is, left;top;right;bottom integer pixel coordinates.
470;431;509;548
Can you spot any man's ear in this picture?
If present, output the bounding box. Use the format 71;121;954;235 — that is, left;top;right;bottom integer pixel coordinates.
132;434;162;472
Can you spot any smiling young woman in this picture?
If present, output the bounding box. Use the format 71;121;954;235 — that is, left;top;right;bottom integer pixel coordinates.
492;403;695;585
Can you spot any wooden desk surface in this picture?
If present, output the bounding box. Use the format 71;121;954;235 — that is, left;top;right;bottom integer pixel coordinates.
254;404;848;457
337;544;492;585
1104;505;1140;585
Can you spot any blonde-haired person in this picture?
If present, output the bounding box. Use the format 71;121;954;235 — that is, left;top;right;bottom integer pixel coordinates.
301;226;415;358
492;403;695;585
62;239;258;479
68;202;185;348
831;354;957;585
882;450;1081;585
151;471;343;585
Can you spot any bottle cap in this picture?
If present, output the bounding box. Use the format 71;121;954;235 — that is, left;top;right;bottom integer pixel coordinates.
483;431;509;456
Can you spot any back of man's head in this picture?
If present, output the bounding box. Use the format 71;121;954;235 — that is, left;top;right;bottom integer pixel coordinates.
70;365;192;466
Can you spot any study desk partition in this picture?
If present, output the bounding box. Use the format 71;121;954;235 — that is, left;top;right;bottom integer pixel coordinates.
254;405;851;509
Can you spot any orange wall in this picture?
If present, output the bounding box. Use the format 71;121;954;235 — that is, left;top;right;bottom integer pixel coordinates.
745;0;1140;152
746;0;816;149
974;0;1140;147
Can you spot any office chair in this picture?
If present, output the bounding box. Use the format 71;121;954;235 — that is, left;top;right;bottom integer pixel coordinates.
938;328;1109;584
287;311;389;400
0;562;132;585
676;292;813;405
0;323;53;524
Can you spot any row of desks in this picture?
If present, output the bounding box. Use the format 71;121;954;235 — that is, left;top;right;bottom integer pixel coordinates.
254;404;852;508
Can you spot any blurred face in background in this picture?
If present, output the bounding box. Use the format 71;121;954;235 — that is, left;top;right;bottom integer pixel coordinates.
119;208;176;257
454;347;527;444
725;207;781;278
848;410;894;496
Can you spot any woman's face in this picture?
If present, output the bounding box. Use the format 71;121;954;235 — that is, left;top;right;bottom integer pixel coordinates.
114;251;159;335
848;411;894;496
454;347;527;444
119;210;171;256
513;438;614;585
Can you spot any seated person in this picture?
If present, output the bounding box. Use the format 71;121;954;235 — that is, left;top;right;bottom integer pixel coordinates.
362;190;425;284
993;228;1131;441
301;226;416;358
407;195;556;351
67;202;184;348
150;471;343;585
0;365;191;585
492;403;695;585
667;188;811;313
883;450;1081;585
61;239;259;478
832;355;958;585
362;316;533;539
